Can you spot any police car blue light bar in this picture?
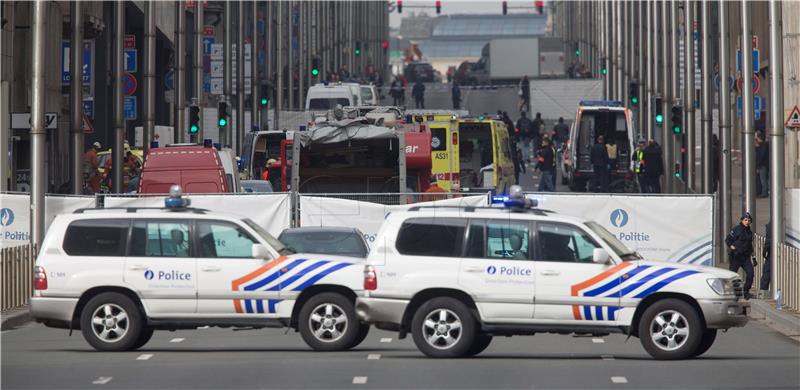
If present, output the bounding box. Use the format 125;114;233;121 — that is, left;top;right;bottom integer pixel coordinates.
579;100;623;107
165;185;191;209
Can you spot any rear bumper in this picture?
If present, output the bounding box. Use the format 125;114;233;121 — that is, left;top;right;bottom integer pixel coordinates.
355;297;408;325
698;298;750;328
30;297;78;324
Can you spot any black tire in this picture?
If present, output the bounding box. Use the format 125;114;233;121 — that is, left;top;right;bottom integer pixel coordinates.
638;299;703;360
411;297;477;358
298;292;361;351
692;329;717;357
466;334;493;356
349;324;370;349
132;328;155;350
80;292;144;352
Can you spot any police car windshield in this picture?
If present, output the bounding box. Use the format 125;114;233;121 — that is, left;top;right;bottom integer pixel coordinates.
585;221;641;260
242;218;295;255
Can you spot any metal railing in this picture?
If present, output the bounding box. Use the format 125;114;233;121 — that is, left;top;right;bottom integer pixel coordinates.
752;234;800;312
1;244;37;311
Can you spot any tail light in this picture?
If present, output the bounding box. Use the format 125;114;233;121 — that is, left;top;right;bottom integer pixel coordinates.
34;266;47;290
364;265;377;291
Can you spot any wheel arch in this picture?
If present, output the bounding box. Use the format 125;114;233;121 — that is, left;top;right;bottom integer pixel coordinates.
72;286;146;329
400;288;479;337
630;292;706;337
289;284;357;329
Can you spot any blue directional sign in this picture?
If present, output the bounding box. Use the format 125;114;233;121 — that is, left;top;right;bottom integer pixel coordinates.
736;49;759;73
61;40;92;85
737;96;763;120
203;37;214;55
124;96;137;120
124;49;138;72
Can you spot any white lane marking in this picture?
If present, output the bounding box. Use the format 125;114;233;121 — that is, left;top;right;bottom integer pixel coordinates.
367;354;381;360
92;377;113;385
197;326;210;330
170;338;185;343
592;338;605;344
601;355;615;361
379;338;392;343
136;354;153;360
353;377;368;384
611;376;628;384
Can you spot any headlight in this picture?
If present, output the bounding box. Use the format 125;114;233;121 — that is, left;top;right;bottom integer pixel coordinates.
707;278;734;296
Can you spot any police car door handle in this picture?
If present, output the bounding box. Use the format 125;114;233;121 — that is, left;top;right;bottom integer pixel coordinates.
465;266;483;273
201;266;221;272
128;265;147;271
540;270;560;276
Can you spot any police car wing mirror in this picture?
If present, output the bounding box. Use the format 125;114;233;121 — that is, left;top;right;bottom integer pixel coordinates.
592;248;611;264
252;244;270;259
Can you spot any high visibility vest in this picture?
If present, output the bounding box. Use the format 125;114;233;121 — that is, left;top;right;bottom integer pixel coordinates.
634;150;645;174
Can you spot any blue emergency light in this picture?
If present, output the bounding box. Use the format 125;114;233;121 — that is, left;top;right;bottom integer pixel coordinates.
579;100;624;107
165;185;191;209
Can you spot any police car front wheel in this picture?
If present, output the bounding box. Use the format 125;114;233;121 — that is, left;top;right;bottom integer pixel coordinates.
79;292;144;352
411;297;477;358
298;293;361;351
638;299;703;360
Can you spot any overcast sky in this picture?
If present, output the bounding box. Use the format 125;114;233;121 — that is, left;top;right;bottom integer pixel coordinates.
389;1;545;27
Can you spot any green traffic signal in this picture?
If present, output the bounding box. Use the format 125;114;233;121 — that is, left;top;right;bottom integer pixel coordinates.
655;114;664;123
190;124;199;134
674;171;681;178
575;50;580;56
355;49;361;55
311;68;319;76
260;98;268;106
631;97;638;104
673;125;681;134
218;118;227;127
601;68;607;75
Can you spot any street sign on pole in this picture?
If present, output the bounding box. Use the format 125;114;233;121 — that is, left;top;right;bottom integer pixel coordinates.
10;112;58;129
786;106;800;128
736;48;760;72
124;96;137;120
124;34;136;49
124;49;137;72
122;72;137;96
737;96;763;120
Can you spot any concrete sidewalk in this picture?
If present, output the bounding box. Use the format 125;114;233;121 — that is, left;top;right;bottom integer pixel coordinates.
1;306;32;331
748;299;800;342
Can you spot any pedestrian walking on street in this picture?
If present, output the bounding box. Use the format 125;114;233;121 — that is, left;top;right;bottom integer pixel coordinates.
725;212;755;299
552;117;569;151
590;135;610;192
412;80;426;109
756;131;769;198
759;220;772;298
451;82;461;109
390;78;403;106
532;112;545;146
536;137;557;192
633;138;648;193
643;139;664;193
518;75;530;113
516;111;533;161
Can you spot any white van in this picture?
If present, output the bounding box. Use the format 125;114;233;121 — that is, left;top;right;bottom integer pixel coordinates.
359;85;378;106
305;83;360;111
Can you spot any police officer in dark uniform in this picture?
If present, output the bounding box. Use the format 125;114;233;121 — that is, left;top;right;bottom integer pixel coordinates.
725;212;754;299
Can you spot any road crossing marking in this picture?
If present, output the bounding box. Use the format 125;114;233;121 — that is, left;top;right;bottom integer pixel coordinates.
611;376;628;384
592;338;605;343
92;377;113;385
353;376;368;384
601;355;615;360
170;338;185;343
136;354;153;360
367;354;381;360
379;338;392;343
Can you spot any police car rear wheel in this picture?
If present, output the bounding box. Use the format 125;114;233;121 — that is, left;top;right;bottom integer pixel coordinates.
411;297;477;358
80;293;143;352
298;293;360;351
638;299;702;360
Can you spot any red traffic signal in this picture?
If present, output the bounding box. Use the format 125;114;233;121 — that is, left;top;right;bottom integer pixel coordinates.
502;1;507;15
382;41;389;49
435;1;441;14
397;0;402;13
535;1;544;14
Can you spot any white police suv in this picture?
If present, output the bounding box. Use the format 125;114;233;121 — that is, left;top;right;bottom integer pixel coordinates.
356;186;748;360
31;187;367;352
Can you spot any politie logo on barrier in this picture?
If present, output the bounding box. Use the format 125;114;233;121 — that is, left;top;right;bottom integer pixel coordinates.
610;208;629;228
144;270;155;280
486;266;497;275
0;208;15;227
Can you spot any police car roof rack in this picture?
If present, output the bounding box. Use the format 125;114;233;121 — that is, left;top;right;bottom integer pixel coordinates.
578;100;623;107
73;206;209;214
405;205;553;216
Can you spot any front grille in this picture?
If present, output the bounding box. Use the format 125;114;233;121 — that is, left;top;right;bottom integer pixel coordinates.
732;279;744;298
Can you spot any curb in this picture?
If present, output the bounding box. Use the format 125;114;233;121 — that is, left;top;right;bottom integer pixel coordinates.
748;299;800;338
1;306;32;331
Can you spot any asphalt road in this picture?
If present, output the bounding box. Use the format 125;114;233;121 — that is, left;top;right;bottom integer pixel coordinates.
2;318;798;389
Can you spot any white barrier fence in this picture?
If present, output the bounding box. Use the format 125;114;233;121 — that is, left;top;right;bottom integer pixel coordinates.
0;194;96;248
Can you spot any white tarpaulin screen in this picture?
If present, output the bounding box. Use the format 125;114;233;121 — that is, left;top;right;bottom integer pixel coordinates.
786;189;800;248
104;193;292;237
527;193;714;265
299;195;489;246
0;194;96;248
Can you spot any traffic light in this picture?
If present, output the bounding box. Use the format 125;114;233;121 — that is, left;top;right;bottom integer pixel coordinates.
311;57;320;76
628;81;638;105
355;41;362;56
602;67;607;76
671;105;682;134
574;42;580;56
535;1;544;14
601;59;607;76
502;1;507;15
674;163;681;178
260;85;269;106
189;105;200;134
397;0;402;13
217;101;229;128
435;1;441;14
654;97;664;125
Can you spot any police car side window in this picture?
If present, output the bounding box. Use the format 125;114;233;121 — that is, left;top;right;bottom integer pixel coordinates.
130;221;191;258
486;220;530;261
63;219;130;257
396;218;466;258
536;223;599;263
196;221;258;258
